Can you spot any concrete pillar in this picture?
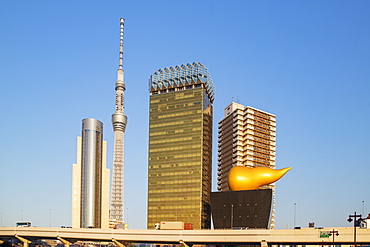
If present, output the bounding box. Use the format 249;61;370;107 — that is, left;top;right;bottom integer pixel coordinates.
57;236;73;247
179;240;193;247
14;235;31;247
112;238;129;247
261;240;268;247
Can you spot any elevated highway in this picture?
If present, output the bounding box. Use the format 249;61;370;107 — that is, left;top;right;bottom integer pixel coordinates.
1;227;370;247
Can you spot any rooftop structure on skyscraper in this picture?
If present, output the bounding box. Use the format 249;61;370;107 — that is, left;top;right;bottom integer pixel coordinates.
149;62;214;102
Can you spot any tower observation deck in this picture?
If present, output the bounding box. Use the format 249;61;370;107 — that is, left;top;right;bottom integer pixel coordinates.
110;18;127;224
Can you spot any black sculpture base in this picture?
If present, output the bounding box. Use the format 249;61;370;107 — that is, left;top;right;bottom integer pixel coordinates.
211;189;272;229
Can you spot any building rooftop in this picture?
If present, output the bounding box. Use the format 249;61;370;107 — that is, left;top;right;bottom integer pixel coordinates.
149;62;215;102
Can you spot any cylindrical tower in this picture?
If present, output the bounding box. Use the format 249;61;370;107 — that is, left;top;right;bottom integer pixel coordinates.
110;18;127;223
81;118;104;228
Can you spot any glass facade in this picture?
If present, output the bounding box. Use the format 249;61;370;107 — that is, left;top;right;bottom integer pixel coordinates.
81;118;103;228
147;62;214;229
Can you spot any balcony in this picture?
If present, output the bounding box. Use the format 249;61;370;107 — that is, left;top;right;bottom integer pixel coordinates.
234;146;243;151
246;108;254;114
244;141;254;146
233;140;243;147
218;161;233;170
234;129;243;135
218;146;233;154
245;119;254;124
232;157;243;163
219;134;233;144
235;136;243;141
233;126;243;132
233;115;244;122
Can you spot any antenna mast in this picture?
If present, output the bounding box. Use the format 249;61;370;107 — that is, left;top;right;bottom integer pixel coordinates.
110;18;127;225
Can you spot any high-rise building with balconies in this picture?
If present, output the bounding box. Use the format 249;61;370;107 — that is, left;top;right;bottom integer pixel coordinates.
147;62;214;230
217;102;276;228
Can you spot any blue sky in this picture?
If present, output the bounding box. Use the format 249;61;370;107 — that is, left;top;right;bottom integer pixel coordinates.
1;1;370;229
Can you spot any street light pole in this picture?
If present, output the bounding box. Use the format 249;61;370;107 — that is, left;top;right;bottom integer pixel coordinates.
49;209;51;227
348;212;362;247
126;207;129;225
294;203;296;229
329;229;339;247
231;204;234;229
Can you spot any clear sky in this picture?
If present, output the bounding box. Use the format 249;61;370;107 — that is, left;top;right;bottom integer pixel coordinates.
1;1;370;229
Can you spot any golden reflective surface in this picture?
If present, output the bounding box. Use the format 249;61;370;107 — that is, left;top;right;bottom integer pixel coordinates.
227;166;291;191
147;88;213;229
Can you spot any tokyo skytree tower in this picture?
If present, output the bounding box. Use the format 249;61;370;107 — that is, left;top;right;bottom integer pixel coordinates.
110;18;127;223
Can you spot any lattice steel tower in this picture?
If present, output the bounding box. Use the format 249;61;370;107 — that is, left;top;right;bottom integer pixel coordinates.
110;18;127;223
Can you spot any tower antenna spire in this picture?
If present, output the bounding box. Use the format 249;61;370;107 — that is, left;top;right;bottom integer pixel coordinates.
110;18;127;225
119;18;124;70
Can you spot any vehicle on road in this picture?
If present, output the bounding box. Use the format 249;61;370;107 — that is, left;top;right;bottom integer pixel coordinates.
154;221;193;230
16;221;31;227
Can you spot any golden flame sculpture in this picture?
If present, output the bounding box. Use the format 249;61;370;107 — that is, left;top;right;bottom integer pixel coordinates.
227;166;292;191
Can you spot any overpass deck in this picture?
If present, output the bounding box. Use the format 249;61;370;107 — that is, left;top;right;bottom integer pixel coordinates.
1;227;370;246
